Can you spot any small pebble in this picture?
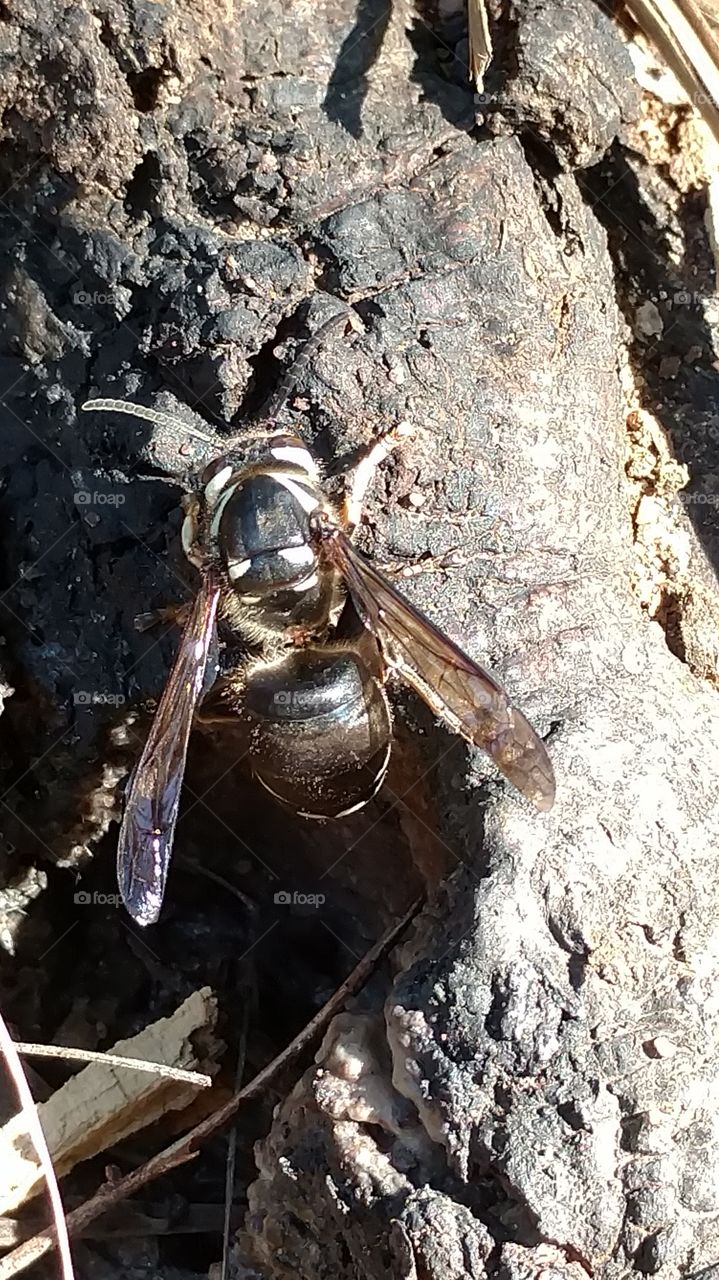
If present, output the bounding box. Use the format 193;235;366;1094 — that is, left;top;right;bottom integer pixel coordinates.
643;1036;679;1059
659;356;680;379
635;300;663;338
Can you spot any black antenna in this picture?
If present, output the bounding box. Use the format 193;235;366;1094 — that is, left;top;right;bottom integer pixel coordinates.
81;399;219;444
261;309;361;421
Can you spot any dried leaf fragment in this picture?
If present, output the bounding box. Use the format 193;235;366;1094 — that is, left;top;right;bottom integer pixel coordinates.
0;987;221;1214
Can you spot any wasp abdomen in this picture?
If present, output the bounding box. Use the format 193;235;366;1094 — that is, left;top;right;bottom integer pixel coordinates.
243;647;392;819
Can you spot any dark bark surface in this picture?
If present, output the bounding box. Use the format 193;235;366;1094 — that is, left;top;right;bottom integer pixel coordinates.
0;1;718;1278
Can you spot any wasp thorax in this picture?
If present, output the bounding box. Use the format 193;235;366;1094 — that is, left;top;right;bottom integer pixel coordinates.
217;474;320;594
188;435;338;637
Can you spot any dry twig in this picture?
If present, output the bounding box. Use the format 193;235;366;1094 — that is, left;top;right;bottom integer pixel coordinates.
0;1011;74;1280
12;1042;213;1088
0;896;423;1280
0;988;219;1217
467;0;493;91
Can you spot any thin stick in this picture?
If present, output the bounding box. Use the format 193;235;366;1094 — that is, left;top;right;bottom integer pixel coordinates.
221;1002;249;1280
0;1012;75;1280
12;1043;212;1089
0;1205;240;1247
0;896;423;1280
467;0;493;91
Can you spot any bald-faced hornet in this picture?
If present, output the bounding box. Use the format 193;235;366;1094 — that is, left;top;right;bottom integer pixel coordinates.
83;325;554;925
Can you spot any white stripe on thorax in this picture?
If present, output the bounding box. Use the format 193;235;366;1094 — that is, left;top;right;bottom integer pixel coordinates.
268;472;320;514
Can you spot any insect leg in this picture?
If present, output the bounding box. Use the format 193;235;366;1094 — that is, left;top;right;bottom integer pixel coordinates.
341;421;414;533
374;548;470;579
134;602;192;633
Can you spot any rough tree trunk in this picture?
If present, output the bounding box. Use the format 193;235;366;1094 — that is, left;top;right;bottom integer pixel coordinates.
0;1;718;1278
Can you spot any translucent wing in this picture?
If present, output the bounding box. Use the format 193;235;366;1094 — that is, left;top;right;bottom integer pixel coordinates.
319;526;555;811
118;571;221;925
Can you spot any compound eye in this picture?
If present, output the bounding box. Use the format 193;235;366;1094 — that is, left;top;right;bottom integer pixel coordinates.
199;457;237;506
199;455;233;488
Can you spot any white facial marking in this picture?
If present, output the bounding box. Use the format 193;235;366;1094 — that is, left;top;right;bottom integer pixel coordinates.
227;557;252;581
240;594;261;604
270;444;316;474
292;572;319;593
208;482;242;539
279;545;314;566
269;472;320;514
181;515;195;555
204;465;233;505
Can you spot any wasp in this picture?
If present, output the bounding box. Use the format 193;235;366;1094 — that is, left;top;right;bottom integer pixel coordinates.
83;316;555;925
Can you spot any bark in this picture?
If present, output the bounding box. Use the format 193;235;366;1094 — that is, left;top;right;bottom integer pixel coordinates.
0;0;717;1278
